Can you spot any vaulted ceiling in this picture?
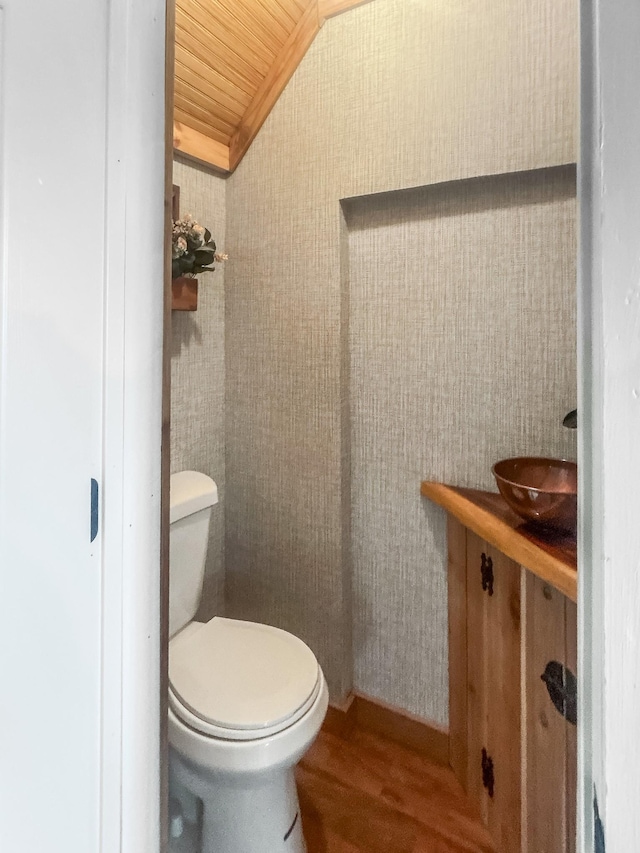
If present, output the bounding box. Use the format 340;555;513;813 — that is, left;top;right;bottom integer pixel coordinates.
173;0;373;173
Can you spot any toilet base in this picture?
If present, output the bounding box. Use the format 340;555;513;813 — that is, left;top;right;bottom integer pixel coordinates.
170;752;307;853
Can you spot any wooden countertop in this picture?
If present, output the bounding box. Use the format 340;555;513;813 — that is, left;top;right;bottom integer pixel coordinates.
421;481;577;602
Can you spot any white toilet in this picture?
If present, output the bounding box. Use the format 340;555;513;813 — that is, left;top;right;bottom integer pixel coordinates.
168;471;328;853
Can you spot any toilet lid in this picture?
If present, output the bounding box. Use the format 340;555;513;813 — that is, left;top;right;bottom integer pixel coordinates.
169;617;320;734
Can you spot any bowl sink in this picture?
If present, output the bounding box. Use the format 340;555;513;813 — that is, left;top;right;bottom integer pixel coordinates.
492;457;577;532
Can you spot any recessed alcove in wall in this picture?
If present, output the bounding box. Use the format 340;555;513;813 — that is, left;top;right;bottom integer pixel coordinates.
341;165;577;724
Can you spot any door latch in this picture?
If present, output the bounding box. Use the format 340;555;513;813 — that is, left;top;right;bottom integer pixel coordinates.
90;478;99;543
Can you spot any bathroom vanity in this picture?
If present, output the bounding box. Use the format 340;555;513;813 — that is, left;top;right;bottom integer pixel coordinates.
421;482;577;853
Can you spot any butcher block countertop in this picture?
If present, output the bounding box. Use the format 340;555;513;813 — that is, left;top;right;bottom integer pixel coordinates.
421;481;577;602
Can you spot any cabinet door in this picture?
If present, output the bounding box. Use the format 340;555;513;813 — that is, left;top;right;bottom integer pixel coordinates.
448;517;469;787
565;599;577;853
523;574;577;853
466;533;522;852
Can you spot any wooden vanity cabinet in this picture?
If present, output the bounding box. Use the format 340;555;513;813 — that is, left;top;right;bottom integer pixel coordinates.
426;483;578;853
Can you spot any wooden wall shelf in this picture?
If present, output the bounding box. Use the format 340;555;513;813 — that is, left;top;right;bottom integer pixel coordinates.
421;481;577;601
171;277;198;311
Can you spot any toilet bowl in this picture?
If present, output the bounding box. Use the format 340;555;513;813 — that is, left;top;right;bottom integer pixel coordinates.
168;472;328;853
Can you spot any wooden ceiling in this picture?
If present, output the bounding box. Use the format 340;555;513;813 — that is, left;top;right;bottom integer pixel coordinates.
173;0;374;173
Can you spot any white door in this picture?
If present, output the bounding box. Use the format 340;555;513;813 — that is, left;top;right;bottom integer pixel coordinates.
0;2;166;852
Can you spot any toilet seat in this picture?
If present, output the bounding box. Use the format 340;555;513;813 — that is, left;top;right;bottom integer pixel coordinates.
169;617;321;741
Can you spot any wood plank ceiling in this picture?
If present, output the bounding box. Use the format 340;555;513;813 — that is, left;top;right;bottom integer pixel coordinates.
173;0;374;173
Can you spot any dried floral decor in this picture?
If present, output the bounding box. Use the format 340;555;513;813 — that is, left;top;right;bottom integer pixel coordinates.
172;214;227;279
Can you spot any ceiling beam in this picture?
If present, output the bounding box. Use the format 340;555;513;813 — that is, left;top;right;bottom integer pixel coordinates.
173;121;230;173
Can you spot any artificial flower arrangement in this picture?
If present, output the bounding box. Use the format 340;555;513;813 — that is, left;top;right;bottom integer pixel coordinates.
172;214;227;279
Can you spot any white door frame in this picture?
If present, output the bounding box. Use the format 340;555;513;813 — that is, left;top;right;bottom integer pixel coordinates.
578;0;640;850
101;1;167;851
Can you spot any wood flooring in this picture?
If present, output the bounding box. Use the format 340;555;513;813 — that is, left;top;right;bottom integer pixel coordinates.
297;728;496;853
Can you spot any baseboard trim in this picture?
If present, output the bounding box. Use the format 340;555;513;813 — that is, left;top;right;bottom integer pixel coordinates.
323;693;357;739
323;692;450;767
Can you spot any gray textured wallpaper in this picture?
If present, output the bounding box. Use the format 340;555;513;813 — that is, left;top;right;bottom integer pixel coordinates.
171;158;227;622
221;0;578;720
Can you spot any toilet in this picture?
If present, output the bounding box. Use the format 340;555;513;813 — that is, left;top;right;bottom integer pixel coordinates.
168;471;328;853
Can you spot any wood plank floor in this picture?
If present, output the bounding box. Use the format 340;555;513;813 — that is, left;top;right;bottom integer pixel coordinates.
297;728;497;853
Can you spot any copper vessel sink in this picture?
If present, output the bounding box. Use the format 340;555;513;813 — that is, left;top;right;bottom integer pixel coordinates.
492;457;577;532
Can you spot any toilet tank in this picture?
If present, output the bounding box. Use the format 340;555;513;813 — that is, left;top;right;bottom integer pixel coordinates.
169;471;218;638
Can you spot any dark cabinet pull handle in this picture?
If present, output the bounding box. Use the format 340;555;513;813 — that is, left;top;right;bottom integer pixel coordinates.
541;660;577;725
481;748;495;797
481;553;494;596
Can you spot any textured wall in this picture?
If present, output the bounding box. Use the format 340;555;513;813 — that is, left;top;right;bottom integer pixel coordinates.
225;0;578;710
171;158;227;621
346;168;576;723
